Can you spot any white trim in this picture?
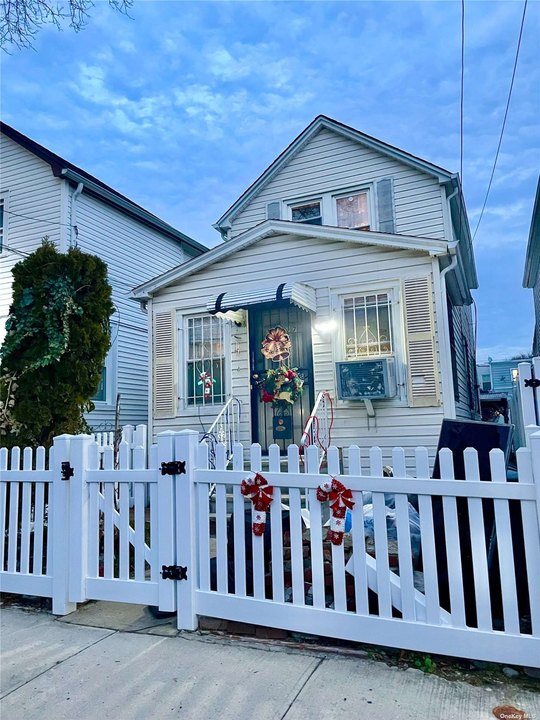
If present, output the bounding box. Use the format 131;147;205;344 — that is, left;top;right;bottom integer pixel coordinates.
132;220;449;300
176;311;231;415
92;333;118;409
431;257;456;418
330;279;407;407
0;191;8;254
147;297;154;439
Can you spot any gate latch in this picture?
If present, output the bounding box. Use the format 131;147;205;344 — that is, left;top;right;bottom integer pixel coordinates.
524;378;540;389
160;461;186;476
61;462;74;481
161;565;188;581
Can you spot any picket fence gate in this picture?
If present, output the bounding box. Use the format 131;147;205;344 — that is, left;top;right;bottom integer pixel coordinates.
1;428;540;668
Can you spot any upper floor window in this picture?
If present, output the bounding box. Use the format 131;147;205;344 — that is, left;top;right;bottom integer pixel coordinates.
343;291;393;358
290;201;322;225
185;315;226;406
336;191;370;230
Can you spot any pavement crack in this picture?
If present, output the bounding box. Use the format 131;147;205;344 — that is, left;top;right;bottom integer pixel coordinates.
279;656;325;720
0;629;118;701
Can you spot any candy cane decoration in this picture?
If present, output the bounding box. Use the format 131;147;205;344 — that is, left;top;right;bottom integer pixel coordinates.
240;472;274;536
316;477;355;545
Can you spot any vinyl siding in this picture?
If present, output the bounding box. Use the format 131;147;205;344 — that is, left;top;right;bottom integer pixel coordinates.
533;275;540;355
451;303;480;420
74;190;189;430
0;135;64;343
151;231;450;467
0;133;192;433
229;128;445;241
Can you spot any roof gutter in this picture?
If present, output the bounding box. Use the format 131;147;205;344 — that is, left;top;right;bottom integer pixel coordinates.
59;168;208;256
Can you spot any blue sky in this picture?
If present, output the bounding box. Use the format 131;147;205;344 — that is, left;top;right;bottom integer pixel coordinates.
2;0;539;362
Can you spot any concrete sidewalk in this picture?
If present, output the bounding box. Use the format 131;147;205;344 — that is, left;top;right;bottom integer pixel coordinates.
1;603;539;720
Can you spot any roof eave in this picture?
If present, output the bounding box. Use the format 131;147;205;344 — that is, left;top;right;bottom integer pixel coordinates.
214;115;454;232
60;168;208;256
131;219;449;300
523;177;540;288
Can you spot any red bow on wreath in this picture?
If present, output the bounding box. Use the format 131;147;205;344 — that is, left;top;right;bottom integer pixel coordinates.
240;472;274;536
317;478;355;545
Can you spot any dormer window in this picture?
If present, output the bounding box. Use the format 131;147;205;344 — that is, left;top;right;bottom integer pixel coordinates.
291;201;322;225
336;191;370;230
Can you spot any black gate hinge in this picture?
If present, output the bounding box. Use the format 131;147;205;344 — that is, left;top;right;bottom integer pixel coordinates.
161;565;188;581
524;378;540;389
160;461;186;476
61;462;74;481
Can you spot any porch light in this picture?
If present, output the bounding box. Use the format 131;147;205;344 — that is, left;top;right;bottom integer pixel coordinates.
315;319;338;338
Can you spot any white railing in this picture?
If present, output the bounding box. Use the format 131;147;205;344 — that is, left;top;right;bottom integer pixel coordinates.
300;390;333;464
202;397;241;470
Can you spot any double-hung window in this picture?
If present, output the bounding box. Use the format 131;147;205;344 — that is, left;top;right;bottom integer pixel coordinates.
335;191;370;230
343;292;393;358
185;315;226;406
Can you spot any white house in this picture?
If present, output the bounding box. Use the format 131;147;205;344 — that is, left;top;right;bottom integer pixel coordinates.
133;115;480;465
0;122;207;431
524;176;540;356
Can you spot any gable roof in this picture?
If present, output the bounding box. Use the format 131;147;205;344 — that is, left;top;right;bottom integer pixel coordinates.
131;219;449;300
523;176;540;288
214;114;457;233
1;121;207;256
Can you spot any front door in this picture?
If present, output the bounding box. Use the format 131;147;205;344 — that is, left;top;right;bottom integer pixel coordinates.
249;305;315;452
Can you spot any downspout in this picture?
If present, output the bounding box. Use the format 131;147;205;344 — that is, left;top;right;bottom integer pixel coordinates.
70;181;84;248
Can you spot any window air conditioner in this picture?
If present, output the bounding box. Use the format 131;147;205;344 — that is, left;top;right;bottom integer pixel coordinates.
335;358;396;400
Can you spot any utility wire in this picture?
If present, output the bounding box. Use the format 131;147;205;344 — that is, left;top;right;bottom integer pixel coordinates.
3;208;74;228
472;0;528;241
458;0;465;243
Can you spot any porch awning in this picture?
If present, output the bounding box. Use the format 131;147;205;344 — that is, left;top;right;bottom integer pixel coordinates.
206;282;317;315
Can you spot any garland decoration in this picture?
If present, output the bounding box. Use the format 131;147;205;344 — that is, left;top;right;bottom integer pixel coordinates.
316;477;355;545
240;472;274;536
260;366;304;408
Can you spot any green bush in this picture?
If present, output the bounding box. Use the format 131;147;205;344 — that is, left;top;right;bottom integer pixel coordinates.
0;239;114;448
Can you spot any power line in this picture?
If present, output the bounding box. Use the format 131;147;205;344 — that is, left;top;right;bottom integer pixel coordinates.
472;0;528;241
1;243;31;257
3;208;73;228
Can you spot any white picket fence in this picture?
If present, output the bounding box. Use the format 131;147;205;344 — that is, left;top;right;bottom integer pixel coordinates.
1;428;540;667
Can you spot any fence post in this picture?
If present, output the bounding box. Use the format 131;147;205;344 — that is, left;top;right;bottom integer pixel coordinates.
156;431;177;612
68;434;93;603
518;361;538;428
174;429;199;631
50;434;76;615
530;430;540;533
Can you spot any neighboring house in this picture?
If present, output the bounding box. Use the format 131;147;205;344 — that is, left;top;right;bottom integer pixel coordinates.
133;115;480;465
0;122;206;431
476;357;526;424
524;176;540;356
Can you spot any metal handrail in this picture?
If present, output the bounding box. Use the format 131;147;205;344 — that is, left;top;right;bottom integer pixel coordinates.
300;391;333;468
202;396;241;470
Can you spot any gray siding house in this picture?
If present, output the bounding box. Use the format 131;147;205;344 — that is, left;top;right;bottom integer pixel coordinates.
133;116;480;465
0;122;206;431
524;177;540;356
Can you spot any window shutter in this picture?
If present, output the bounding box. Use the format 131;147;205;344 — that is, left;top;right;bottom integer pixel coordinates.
403;276;440;407
153;310;176;419
376;178;395;233
266;201;281;220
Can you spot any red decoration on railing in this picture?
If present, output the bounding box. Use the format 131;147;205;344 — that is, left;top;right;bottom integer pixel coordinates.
240;472;274;536
317;477;355;545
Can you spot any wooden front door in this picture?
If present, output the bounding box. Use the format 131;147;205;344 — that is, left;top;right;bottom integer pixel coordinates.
249;305;314;452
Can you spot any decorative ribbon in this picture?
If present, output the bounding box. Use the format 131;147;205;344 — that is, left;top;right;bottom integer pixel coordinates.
241;472;274;536
317;477;355;546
